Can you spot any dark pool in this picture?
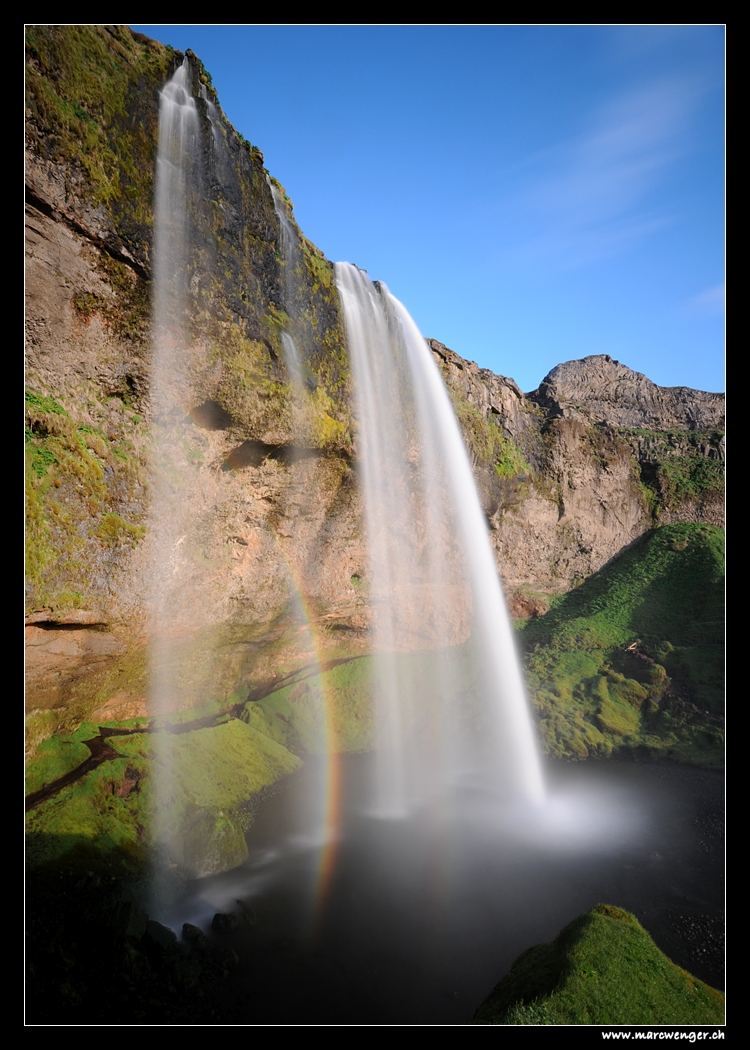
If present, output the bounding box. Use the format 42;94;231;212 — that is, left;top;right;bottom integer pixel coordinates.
158;755;724;1025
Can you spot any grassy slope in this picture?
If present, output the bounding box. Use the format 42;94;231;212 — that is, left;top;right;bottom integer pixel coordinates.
26;657;374;875
519;523;724;766
474;904;724;1025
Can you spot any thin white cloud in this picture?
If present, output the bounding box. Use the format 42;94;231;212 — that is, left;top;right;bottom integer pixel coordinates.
494;76;704;269
684;283;725;317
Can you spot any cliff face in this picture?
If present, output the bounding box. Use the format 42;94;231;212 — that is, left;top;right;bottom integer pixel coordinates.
25;26;724;735
428;342;724;614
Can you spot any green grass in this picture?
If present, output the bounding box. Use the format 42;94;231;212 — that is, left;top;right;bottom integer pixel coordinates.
243;656;375;754
474;904;724;1025
520;523;724;766
25;657;376;876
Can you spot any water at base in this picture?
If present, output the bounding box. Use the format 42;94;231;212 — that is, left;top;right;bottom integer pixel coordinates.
161;755;723;1024
335;264;544;813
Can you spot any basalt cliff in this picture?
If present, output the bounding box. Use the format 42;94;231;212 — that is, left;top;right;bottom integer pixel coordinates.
26;26;724;757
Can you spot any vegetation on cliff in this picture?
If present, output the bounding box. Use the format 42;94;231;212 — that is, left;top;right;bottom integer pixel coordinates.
25;387;147;613
628;427;725;522
25;25;172;265
25;24;356;629
473;904;724;1025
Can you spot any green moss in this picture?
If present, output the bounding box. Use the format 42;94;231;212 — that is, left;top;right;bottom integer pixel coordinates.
494;433;532;479
26;25;172;262
655;455;724;509
26;751;150;871
26;389;68;417
596;695;641;736
25;650;373;874
26;726;94;795
25;387;148;612
72;290;104;321
624;428;724;520
213;328;289;434
243;656;375;755
25;708;65;759
474;904;724;1025
448;391;532;487
449;394;496;466
95;513;146;546
26;705;307;877
521;524;724;765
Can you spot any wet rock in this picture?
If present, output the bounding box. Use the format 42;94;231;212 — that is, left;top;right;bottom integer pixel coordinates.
212;912;240;933
170;808;249;880
112;891;148;941
182;923;211;955
144;919;177;949
116;766;141;798
215;946;240;971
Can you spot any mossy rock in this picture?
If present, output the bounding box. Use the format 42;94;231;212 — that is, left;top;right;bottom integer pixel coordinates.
26;714;304;876
25;653;377;878
521;524;724;766
474;904;724;1025
245;655;375;755
168;806;249;880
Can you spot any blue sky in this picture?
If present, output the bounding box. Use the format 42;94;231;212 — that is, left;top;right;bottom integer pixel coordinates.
133;25;724;394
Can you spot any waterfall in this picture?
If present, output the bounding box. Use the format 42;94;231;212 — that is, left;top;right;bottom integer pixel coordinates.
335;263;545;812
150;55;199;696
148;57;542;897
269;181;307;397
153;58;197;393
149;59;201;876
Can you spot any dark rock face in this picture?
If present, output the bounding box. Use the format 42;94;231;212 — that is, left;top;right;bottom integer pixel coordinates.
529;354;725;432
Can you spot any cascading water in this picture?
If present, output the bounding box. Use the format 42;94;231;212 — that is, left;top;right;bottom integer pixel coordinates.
268;179;341;890
149;58;542;899
335;264;545;813
137;65;724;1030
269;181;306;393
149;59;201;877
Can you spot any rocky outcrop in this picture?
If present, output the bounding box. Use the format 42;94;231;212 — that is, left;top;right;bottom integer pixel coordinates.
427;340;534;443
529;354;725;433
